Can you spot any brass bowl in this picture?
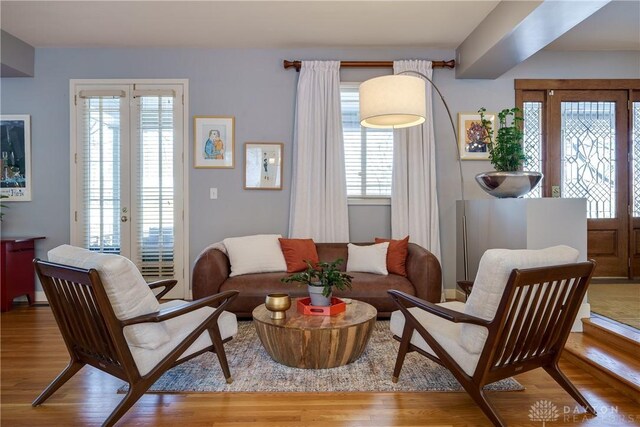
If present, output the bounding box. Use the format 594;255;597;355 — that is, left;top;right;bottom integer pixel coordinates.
265;293;291;320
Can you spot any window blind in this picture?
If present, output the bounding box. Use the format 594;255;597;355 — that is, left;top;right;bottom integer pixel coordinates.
78;96;123;254
340;84;393;198
134;95;175;279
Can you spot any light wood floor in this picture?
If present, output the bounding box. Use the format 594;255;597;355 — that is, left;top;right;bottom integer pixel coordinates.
589;282;640;330
2;306;640;426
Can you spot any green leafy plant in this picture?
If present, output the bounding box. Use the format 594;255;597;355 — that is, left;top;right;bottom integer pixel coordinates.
479;107;528;172
0;195;8;221
281;259;353;297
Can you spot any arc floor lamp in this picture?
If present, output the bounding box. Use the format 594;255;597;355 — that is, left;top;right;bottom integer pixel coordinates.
359;72;469;281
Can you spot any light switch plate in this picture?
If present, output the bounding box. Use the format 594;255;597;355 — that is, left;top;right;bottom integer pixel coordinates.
210;188;218;199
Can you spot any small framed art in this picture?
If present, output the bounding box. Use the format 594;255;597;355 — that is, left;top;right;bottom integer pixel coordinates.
194;116;234;168
458;112;496;160
1;115;31;201
244;142;283;190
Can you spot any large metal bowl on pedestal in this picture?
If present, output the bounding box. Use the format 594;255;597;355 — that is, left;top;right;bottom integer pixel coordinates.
475;171;543;198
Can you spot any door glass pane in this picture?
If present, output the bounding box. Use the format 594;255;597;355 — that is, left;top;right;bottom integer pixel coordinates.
81;97;121;253
561;101;616;219
136;96;175;279
523;102;543;198
633;102;640;217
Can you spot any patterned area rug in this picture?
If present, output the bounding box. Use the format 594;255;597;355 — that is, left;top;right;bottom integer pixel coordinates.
120;321;524;393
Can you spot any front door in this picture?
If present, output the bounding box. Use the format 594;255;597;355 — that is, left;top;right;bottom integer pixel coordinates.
547;90;630;277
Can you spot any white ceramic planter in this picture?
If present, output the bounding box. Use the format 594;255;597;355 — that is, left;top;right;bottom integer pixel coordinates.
307;283;331;306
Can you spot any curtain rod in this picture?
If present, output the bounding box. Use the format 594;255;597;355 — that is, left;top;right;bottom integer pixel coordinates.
283;59;455;72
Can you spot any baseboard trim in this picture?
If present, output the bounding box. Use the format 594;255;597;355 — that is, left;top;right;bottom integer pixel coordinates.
444;289;466;301
35;291;47;303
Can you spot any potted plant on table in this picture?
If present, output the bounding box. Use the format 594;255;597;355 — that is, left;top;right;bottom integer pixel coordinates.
281;259;353;307
476;107;542;198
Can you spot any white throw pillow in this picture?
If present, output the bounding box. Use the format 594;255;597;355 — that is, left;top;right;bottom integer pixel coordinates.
461;245;580;354
223;234;287;277
47;245;170;350
346;242;389;275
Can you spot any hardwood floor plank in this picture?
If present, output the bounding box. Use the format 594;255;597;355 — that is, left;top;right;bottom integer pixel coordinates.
2;306;640;426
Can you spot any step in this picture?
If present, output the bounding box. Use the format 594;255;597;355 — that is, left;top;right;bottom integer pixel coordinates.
583;314;640;355
562;332;640;404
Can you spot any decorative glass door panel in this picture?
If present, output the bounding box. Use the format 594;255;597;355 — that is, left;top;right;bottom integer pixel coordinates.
522;101;543;198
560;101;617;219
549;91;629;277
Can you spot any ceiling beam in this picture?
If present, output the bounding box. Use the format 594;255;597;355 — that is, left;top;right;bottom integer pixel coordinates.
1;30;34;77
455;0;612;79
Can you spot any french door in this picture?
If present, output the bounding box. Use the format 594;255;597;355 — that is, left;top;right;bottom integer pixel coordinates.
70;80;188;297
517;80;640;278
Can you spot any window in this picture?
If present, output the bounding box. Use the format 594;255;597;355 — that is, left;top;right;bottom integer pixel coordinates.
71;81;187;298
340;84;394;199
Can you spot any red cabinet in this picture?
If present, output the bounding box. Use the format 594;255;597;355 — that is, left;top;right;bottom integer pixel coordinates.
1;236;45;312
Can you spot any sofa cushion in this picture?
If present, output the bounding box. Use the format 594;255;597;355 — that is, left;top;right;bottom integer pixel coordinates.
346;242;389;275
278;238;319;272
375;236;409;276
47;244;170;350
223;234;287;277
461;245;579;354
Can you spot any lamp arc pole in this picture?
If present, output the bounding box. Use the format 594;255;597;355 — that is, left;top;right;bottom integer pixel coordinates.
395;70;469;282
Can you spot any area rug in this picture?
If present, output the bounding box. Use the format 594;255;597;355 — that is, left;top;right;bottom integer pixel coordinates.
119;321;524;393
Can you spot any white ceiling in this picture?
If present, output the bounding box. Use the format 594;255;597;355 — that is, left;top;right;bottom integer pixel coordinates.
0;0;638;51
546;0;640;51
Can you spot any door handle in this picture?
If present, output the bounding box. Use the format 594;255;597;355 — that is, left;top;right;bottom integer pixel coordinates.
121;216;128;223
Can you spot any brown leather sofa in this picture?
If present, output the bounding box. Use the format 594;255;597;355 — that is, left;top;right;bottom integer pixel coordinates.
192;242;442;318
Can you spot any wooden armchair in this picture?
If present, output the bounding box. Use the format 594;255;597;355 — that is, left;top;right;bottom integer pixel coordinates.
388;246;596;427
32;245;239;427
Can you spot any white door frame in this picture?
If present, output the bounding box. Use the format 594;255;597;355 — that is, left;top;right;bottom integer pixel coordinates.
69;79;190;299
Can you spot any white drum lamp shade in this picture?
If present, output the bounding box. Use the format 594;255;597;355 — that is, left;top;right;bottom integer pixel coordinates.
359;75;426;129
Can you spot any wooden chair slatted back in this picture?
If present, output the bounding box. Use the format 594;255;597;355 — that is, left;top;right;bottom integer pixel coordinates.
480;262;594;381
35;260;130;376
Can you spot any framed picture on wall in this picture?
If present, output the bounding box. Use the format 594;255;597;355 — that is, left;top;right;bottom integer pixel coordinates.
1;115;31;201
244;142;283;190
193;116;235;168
457;112;496;160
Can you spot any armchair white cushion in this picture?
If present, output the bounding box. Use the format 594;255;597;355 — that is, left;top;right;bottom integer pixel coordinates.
461;245;579;354
129;300;238;376
390;301;480;376
48;245;169;350
389;245;580;375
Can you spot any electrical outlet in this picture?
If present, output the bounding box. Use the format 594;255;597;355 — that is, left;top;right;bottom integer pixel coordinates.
210;188;218;199
552;186;560;198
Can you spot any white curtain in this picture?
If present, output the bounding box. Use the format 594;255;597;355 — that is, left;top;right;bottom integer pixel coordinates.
391;60;442;265
288;61;350;242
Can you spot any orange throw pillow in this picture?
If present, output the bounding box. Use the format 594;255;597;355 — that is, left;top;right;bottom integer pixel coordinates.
375;236;409;276
278;238;320;273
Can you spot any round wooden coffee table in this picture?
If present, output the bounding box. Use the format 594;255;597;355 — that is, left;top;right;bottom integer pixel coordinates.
252;299;377;369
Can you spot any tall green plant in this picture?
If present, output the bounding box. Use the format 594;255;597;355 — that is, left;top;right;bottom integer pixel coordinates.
479;107;527;172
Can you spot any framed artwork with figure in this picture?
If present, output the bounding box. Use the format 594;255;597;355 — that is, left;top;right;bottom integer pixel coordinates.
194;116;234;168
458;112;496;160
244;142;283;190
1;115;31;201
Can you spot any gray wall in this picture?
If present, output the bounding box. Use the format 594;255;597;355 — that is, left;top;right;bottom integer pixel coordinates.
1;47;638;295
